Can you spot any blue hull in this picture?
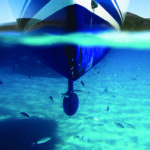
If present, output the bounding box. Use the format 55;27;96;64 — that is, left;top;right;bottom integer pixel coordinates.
34;44;108;80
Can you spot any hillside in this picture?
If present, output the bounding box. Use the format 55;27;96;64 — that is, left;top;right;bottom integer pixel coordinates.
0;12;150;32
122;12;150;31
0;23;18;31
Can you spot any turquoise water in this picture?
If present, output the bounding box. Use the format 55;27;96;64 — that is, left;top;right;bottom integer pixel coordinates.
0;31;150;49
0;31;150;150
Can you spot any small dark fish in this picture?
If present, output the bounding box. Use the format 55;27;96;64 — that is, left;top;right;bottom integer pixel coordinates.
85;116;93;120
104;87;108;93
115;122;124;128
0;81;3;84
74;135;80;139
74;135;90;142
49;96;54;103
126;123;135;129
74;89;83;93
98;123;104;126
111;95;116;98
129;76;137;81
80;81;85;87
20;112;30;117
106;106;109;111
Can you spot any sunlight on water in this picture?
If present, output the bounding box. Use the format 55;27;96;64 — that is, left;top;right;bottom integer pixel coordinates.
0;31;150;49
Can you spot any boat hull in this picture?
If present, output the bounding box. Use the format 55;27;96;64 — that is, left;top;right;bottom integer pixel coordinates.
34;44;108;80
8;0;129;80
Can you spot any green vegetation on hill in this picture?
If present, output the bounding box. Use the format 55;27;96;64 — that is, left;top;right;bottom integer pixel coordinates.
0;24;18;31
122;12;150;31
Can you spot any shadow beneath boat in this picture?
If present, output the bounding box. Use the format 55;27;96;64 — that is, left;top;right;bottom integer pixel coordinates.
0;117;60;150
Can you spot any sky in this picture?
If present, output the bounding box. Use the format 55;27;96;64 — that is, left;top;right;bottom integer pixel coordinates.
128;0;150;18
0;0;150;24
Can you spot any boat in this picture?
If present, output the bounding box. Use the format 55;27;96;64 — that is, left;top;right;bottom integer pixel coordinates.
8;0;130;116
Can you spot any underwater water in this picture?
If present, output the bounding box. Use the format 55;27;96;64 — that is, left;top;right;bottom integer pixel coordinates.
0;31;150;150
1;31;150;49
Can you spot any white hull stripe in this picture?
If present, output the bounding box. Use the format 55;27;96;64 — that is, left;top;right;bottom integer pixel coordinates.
111;0;123;21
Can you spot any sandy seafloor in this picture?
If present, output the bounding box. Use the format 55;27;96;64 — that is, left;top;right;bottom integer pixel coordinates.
0;48;150;150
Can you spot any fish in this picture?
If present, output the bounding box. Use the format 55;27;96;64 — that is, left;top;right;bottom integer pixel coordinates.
74;135;90;142
104;87;108;93
33;136;52;145
0;80;3;84
111;95;116;98
115;122;124;128
85;116;93;120
20;112;30;117
126;123;135;129
49;96;54;103
80;81;85;87
97;123;104;126
73;89;83;93
129;76;137;81
85;116;99;121
106;106;109;111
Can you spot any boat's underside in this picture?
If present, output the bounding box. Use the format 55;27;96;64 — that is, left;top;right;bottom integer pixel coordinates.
33;44;108;80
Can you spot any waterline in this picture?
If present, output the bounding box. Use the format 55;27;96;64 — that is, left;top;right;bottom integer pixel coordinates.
0;31;150;50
